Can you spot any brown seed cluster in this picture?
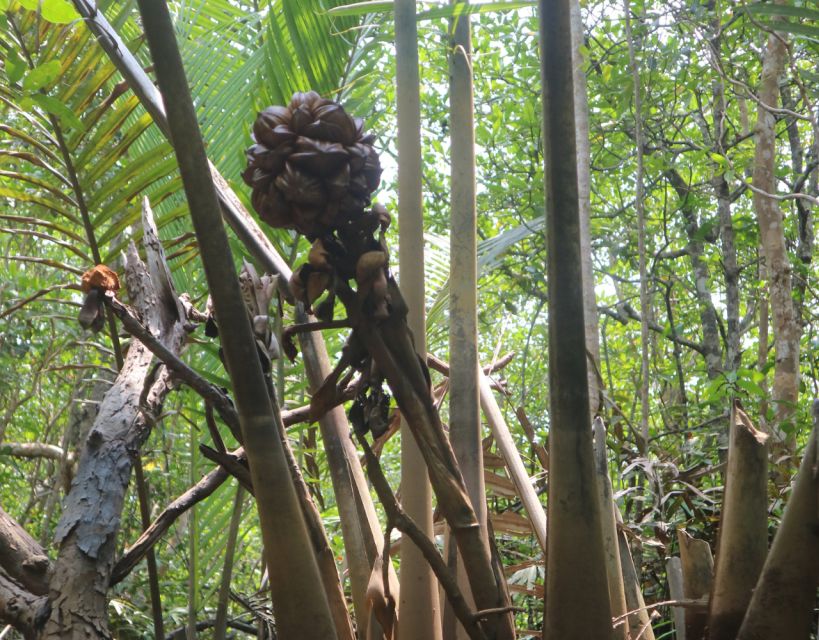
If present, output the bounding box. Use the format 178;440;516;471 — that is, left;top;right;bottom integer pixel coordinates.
243;91;382;238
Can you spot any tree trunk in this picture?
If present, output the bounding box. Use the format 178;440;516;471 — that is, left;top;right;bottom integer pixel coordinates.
42;242;187;638
623;0;653;450
752;8;801;443
665;169;723;379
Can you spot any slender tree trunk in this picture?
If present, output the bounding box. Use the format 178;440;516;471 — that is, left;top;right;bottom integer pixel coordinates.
709;11;740;373
624;0;652;450
781;85;815;338
538;0;613;637
665;169;723;379
752;8;801;443
394;0;442;637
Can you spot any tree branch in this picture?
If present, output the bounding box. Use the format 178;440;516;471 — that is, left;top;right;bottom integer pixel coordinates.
599;303;707;355
0;568;49;639
0;508;49;596
110;464;230;586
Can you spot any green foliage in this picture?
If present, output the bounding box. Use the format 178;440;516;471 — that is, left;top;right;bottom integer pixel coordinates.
2;0;819;635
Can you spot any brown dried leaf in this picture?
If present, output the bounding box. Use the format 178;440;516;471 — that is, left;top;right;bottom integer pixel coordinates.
81;264;120;293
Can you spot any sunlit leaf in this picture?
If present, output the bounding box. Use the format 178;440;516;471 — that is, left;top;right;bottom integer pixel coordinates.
41;0;80;23
22;60;61;92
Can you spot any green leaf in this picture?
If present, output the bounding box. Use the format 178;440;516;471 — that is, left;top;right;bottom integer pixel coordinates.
417;1;534;21
327;1;392;16
41;0;80;23
741;3;819;21
735;378;766;398
4;47;25;84
0;0;10;12
22;60;61;92
17;0;39;10
30;94;83;131
328;0;534;19
709;152;727;167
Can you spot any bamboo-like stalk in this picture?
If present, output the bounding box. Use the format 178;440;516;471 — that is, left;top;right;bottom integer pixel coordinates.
677;529;713;640
478;374;547;552
538;0;614;636
619;515;655;640
570;0;603;418
394;0;442;637
737;405;819;640
592;420;629;640
135;2;338;636
707;401;769;640
666;557;686;640
448;0;483;525
133;458;164;640
187;432;198;640
213;486;244;640
448;4;484;637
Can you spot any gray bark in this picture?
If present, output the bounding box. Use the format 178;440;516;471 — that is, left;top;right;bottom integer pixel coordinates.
42;243;187;639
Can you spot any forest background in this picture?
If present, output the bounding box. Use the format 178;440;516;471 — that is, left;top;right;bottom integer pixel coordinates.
0;0;817;637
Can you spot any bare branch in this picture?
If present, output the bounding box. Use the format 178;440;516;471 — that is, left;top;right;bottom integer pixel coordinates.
110;464;230;586
0;508;50;596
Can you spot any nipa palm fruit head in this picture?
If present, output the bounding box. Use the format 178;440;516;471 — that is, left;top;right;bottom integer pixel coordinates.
243;91;382;239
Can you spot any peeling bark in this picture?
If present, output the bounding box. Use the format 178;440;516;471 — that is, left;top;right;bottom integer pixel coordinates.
39;242;187;639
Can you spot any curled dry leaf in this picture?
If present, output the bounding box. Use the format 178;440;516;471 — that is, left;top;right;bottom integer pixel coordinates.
81;264;120;293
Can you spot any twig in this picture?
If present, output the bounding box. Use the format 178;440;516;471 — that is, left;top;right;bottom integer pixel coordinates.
0;283;80;319
110;464;231;585
106;294;242;436
611;597;709;627
427;352;515;378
